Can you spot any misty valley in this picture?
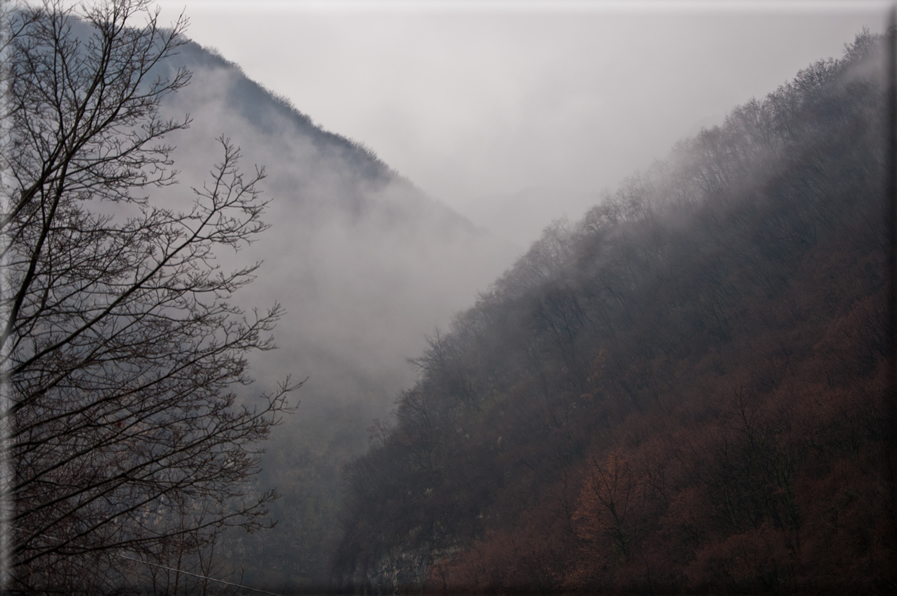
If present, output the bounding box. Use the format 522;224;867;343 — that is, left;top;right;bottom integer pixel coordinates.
3;2;895;594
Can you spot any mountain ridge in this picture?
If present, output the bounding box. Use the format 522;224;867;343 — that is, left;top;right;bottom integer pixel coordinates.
330;30;893;593
140;30;521;587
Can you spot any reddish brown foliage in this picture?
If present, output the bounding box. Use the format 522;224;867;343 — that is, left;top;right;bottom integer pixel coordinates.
336;33;894;594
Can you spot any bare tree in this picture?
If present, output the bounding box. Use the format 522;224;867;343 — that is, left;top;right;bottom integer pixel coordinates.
0;0;295;592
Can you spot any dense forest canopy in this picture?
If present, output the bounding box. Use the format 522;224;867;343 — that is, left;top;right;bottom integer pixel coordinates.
4;1;895;592
332;30;894;594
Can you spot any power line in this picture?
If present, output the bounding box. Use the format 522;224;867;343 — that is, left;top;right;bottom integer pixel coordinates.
12;526;283;596
113;551;283;596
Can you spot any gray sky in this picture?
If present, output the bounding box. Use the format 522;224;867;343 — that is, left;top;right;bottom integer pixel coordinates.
152;1;886;223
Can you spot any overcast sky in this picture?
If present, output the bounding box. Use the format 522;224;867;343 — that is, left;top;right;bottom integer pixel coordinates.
149;1;887;221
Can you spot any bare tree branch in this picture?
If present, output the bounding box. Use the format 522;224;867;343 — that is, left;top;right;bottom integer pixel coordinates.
0;1;297;592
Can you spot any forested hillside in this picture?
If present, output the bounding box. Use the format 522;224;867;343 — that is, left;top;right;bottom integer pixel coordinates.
332;31;894;593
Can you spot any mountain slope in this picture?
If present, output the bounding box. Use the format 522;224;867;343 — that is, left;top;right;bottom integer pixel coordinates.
331;31;893;594
146;38;519;587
